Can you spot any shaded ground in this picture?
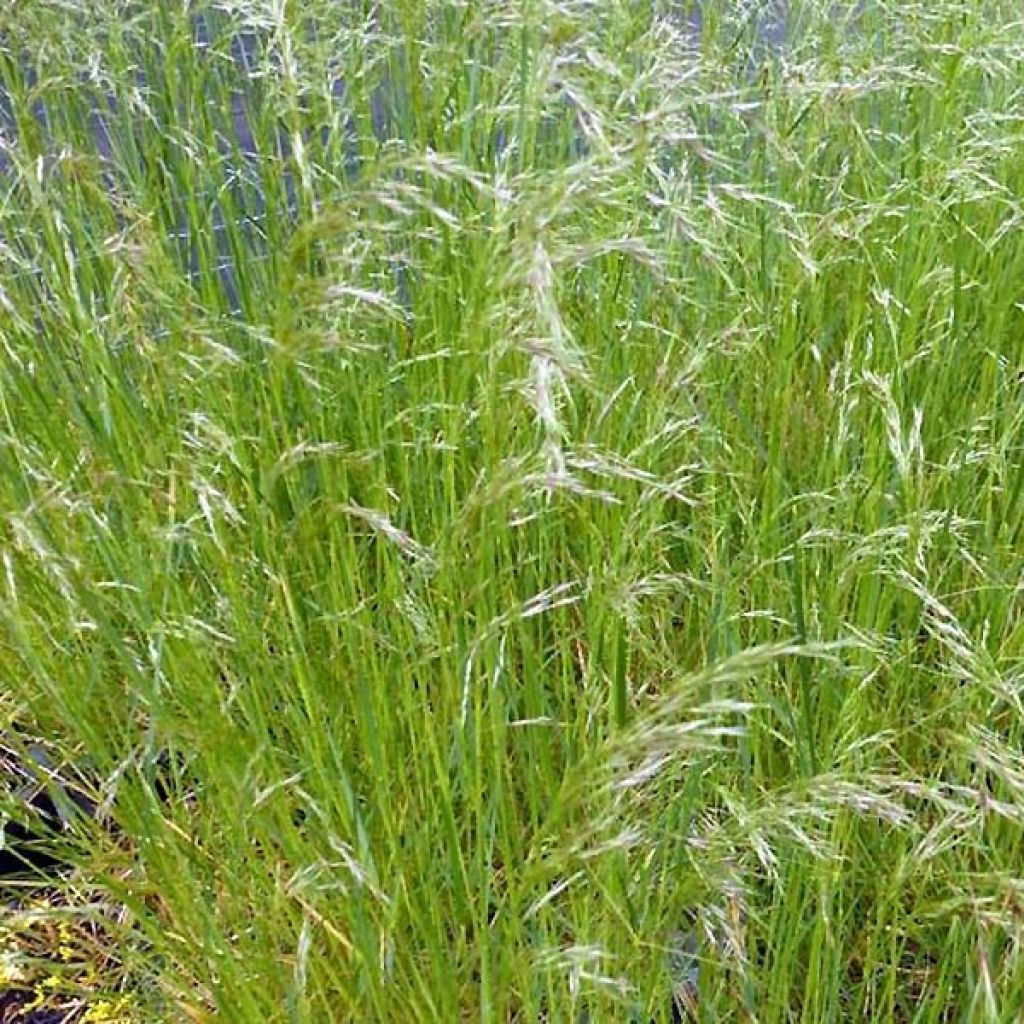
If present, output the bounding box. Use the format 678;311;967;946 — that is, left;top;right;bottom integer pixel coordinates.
1;886;136;1024
1;989;81;1024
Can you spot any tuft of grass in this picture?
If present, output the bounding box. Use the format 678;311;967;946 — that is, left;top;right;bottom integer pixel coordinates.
1;0;1024;1020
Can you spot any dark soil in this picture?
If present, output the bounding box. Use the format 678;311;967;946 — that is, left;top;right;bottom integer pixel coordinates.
0;989;81;1024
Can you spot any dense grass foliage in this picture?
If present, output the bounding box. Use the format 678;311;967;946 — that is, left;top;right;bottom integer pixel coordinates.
2;1;1024;1020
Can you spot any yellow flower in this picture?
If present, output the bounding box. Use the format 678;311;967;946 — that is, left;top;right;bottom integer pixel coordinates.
0;953;27;986
82;996;137;1023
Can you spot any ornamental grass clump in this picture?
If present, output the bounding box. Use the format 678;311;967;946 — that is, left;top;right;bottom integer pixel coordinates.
1;1;1024;1020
